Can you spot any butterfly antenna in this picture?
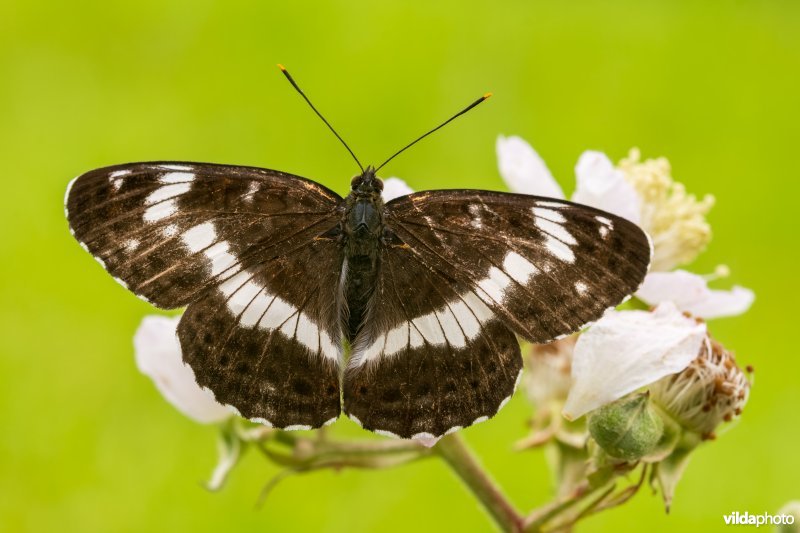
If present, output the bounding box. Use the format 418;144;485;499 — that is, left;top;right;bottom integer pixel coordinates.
278;64;364;173
375;92;492;172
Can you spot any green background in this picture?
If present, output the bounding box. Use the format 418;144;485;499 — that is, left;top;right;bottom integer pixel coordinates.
1;1;797;531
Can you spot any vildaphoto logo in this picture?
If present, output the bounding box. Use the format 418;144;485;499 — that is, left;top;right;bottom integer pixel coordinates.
723;511;795;527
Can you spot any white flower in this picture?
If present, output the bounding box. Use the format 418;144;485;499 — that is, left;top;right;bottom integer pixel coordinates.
523;336;576;406
562;302;707;421
134;315;231;424
496;137;714;271
381;177;414;202
496;135;564;198
572;151;641;224
637;269;755;320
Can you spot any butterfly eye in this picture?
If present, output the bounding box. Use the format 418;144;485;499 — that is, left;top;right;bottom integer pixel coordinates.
374;180;384;192
351;176;361;190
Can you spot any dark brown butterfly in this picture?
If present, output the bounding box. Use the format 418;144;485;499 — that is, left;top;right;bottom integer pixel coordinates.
65;67;651;440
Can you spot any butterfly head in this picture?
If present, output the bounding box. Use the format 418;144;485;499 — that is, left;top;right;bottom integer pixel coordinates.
350;166;383;199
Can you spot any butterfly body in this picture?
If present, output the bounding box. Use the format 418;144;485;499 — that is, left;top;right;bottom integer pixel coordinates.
341;167;386;340
66;161;651;440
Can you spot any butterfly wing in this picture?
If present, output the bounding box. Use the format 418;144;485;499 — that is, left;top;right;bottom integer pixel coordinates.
66;162;342;307
177;235;343;429
343;190;650;439
66;162;345;428
383;190;651;342
343;238;522;439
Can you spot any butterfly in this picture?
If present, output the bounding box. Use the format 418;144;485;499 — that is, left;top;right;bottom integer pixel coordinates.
65;66;651;441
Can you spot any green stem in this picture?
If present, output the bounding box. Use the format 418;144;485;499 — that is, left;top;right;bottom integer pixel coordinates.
436;434;524;532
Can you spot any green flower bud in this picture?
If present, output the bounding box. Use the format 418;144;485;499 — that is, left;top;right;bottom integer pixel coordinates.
588;392;664;461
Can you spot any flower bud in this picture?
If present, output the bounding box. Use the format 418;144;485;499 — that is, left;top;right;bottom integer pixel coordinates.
588;392;664;461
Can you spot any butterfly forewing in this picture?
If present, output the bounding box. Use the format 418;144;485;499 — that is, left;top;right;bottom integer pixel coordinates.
65;162;342;308
383;190;651;343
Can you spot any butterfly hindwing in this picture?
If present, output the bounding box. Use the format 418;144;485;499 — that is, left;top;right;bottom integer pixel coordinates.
65;162;342;308
383;190;651;343
343;239;523;439
178;236;343;429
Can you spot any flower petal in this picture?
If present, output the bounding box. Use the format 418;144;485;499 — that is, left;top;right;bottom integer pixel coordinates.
572;150;641;223
496;135;564;198
381;177;414;202
637;270;755;319
134;315;231;424
562;302;706;421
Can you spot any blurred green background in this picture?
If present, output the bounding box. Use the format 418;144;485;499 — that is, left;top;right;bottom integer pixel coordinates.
1;1;798;531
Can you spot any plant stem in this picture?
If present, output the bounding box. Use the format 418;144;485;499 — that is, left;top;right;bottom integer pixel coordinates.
436;434;525;532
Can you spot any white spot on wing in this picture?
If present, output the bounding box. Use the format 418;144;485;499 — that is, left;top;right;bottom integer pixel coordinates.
295;313;319;354
375;429;400;439
362;333;387;363
575;281;589;295
532;207;566;223
159;164;193;171
472;415;489;425
229;277;267;318
409;325;424;348
64;175;78;217
182;222;216;253
503;251;539;284
278;311;300;338
436;306;466;348
544;236;575;263
319;330;340;361
145;183;191;205
250;417;273;427
535;200;564;208
284;424;312;431
468;204;483;229
143;199;177;222
535;217;577;246
498;396;511;412
259;297;296;330
350;290;495;367
108;169;131;192
449;300;481;341
159;171;195;184
477;266;512;303
384;323;409;356
244;181;259;202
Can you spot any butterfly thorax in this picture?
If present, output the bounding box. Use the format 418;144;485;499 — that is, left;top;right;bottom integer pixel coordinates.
341;168;385;341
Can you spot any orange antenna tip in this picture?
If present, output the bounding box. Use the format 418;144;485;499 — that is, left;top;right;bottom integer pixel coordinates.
277;63;286;71
483;92;493;99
